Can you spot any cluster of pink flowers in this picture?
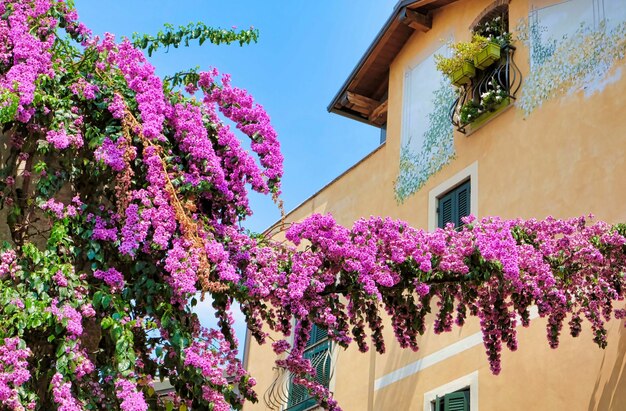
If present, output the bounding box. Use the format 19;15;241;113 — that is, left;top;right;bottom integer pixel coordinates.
115;379;148;411
0;249;18;279
200;70;283;193
72;348;95;379
94;137;127;172
100;36;166;141
51;373;82;411
45;128;82;150
90;214;119;242
39;198;79;219
107;93;126;119
272;214;626;375
69;77;99;100
201;386;232;411
184;340;228;387
93;267;124;292
0;338;31;410
48;299;83;338
163;238;200;304
119;183;175;257
52;270;68;287
0;0;55;122
169;102;228;194
119;203;148;256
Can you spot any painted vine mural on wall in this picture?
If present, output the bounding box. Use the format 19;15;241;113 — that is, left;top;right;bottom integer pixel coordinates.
394;51;455;203
518;0;626;114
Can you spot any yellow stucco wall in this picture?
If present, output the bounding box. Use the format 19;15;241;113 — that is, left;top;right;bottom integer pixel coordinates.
244;0;626;410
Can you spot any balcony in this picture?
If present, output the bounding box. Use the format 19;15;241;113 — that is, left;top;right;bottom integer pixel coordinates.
263;340;336;411
449;44;522;134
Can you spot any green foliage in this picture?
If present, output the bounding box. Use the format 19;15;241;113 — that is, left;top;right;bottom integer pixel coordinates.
0;91;18;123
132;22;259;57
434;34;488;78
163;67;200;91
459;100;482;124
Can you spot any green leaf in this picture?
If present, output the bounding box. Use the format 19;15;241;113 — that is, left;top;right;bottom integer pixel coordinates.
111;325;122;341
101;317;113;329
118;358;131;372
101;295;111;309
93;291;103;309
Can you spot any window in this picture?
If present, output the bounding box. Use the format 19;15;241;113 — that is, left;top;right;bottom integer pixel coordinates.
437;180;470;229
286;325;331;411
432;387;470;411
423;371;478;411
428;162;477;232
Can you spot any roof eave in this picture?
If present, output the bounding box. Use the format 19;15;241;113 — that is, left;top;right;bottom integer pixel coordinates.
326;1;413;114
328;0;456;126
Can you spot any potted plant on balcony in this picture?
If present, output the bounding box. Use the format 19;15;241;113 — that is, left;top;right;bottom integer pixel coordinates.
459;100;483;125
472;15;513;70
474;41;501;70
480;82;509;111
457;82;510;128
435;34;488;87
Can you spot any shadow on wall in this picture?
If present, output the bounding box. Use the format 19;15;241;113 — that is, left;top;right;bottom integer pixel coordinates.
587;324;626;411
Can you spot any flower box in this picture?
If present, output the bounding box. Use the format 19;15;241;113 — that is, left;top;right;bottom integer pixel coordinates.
474;42;501;70
469;97;510;129
451;61;475;87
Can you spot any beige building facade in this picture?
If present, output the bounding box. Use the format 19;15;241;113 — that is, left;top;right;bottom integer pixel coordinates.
244;0;626;410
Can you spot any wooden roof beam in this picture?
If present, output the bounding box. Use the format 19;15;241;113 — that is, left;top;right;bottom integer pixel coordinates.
398;7;432;32
340;91;379;115
369;99;388;123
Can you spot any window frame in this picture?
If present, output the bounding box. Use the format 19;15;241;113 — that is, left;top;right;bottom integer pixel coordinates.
423;371;479;411
437;179;471;229
428;162;478;231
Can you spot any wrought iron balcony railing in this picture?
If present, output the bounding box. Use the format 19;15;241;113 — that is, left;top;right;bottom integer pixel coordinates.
263;341;336;411
449;45;522;134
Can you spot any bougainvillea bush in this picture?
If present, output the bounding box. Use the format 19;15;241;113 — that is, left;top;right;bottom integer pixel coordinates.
2;1;626;410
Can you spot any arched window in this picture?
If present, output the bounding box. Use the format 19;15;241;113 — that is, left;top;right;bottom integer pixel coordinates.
470;0;510;35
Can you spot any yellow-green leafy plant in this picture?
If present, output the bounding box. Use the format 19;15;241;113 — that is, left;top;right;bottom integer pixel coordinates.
435;34;489;79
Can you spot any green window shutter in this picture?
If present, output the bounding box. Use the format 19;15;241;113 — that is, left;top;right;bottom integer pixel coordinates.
455;181;470;227
443;390;469;411
438;180;471;229
438;191;455;228
287;382;312;410
287;325;331;411
308;324;328;347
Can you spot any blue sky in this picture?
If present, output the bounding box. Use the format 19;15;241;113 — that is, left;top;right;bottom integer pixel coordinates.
73;0;397;345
